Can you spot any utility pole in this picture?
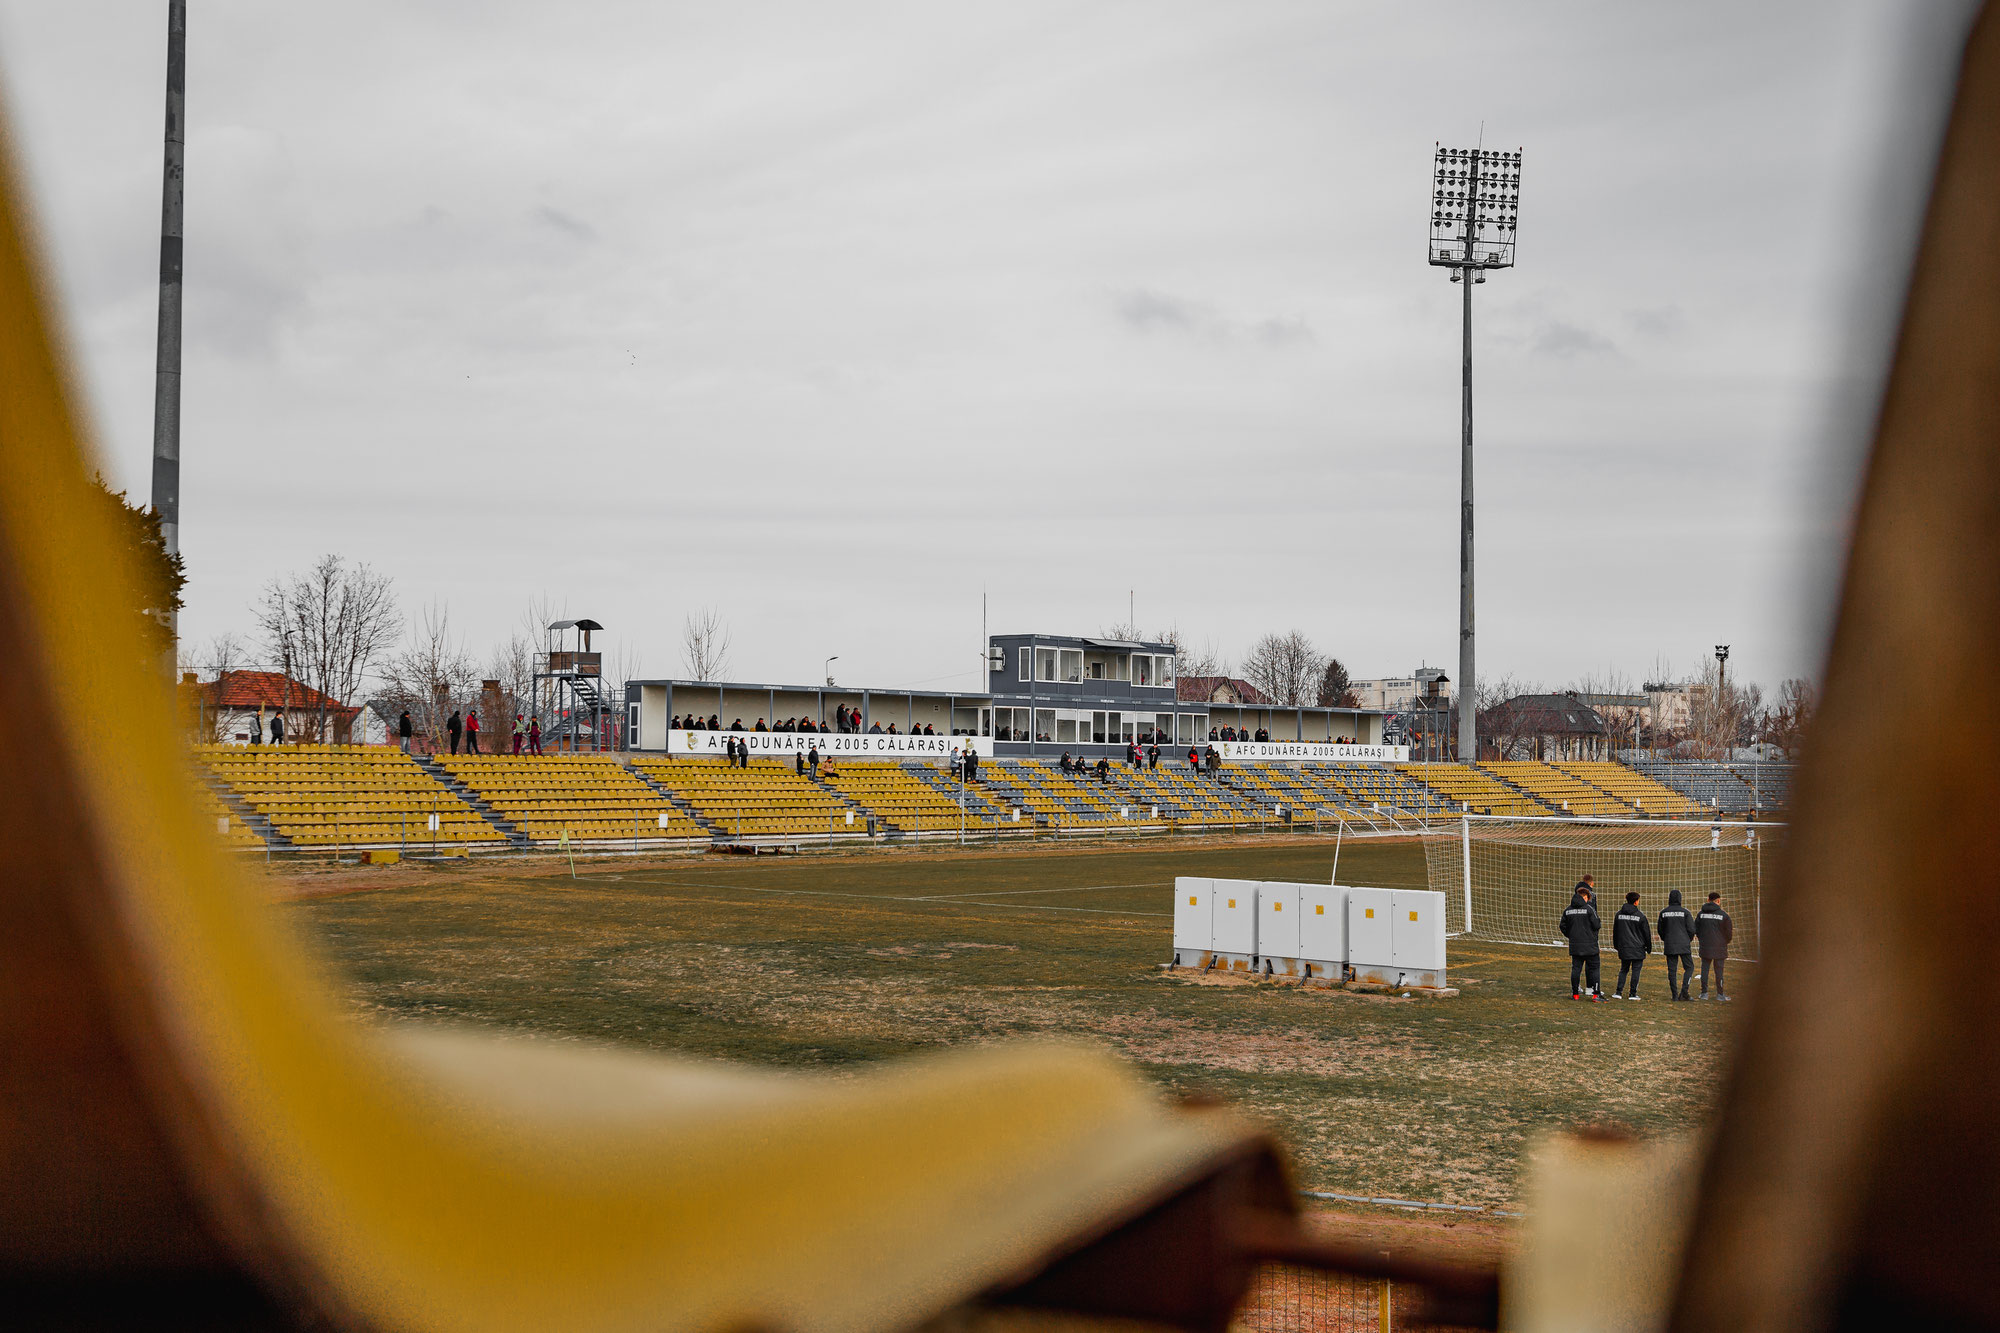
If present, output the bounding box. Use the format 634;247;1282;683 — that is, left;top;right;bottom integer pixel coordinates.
150;0;187;664
1428;142;1522;760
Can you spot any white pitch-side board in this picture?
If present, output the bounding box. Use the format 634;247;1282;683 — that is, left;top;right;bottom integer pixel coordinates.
1209;879;1258;962
1300;884;1350;975
1172;878;1212;962
1348;886;1446;987
1258;882;1302;976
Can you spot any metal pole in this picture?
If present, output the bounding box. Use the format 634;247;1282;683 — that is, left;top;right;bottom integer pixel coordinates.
150;0;187;667
1456;223;1477;760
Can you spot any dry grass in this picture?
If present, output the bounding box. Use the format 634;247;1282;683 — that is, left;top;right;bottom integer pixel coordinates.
284;836;1742;1209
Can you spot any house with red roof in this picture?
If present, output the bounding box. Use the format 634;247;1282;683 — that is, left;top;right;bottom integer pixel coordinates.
192;670;360;745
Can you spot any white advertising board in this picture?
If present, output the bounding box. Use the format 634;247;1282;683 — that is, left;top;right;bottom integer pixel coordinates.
667;730;992;759
1172;878;1212;956
1300;884;1350;969
1213;741;1409;764
1210;879;1258;957
1257;883;1302;973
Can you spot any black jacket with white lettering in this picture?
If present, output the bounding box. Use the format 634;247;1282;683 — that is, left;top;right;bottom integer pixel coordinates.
1612;903;1653;960
1657;889;1696;956
1559;891;1600;957
1695;901;1734;959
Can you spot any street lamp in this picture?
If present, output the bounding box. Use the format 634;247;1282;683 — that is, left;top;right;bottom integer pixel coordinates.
824;655;839;686
1429;142;1523;760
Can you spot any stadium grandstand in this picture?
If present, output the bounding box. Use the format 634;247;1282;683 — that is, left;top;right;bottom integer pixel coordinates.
183;636;1794;855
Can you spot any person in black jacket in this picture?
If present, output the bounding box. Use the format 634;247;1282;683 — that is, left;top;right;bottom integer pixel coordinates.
1696;891;1734;1001
1560;881;1603;1000
1612;891;1653;999
1657;888;1696;1000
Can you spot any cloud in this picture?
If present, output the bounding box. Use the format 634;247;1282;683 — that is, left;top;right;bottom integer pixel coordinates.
1113;289;1313;348
534;206;596;242
1625;305;1687;338
1531;319;1617;359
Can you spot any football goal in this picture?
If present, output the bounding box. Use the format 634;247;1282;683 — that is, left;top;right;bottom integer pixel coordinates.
1422;814;1779;962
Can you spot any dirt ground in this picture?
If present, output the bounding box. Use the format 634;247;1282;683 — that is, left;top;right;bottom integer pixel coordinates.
275;835;1743;1215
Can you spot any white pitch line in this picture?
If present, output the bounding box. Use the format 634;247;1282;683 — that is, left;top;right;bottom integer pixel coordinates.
620;875;1169;917
907;882;1160;901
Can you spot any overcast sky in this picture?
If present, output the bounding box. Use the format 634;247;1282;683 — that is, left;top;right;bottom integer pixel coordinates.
0;2;1970;696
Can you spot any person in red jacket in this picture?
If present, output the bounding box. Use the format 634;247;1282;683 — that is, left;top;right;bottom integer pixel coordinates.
465;710;481;754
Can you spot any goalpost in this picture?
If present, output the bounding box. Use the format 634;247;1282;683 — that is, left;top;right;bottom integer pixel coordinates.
1423;814;1780;962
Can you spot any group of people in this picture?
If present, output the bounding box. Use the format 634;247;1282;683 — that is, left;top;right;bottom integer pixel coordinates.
431;708;541;756
1057;753;1115;784
1209;726;1271;742
245;705;287;745
673;710;939;737
1560;874;1735;1001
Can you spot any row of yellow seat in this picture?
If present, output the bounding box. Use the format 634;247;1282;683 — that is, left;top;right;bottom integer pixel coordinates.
438;755;697;843
630;758;851;837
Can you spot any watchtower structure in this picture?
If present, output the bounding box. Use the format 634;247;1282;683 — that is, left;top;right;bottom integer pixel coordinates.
535;618;610;752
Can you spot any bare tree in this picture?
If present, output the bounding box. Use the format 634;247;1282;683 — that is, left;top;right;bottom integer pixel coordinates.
1241;631;1327;707
1764;678;1817;757
681;607;732;681
1687;657;1750;760
1155;625;1226;680
254;556;402;743
487;631;536;736
379;601;478;751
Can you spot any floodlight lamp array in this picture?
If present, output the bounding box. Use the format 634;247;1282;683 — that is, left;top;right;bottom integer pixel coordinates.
1429;145;1522;269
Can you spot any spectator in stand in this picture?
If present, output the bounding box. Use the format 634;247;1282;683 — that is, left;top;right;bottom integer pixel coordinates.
730;719;745;731
795;750;805;775
252;704;265;745
1095;757;1111;784
528;716;542;756
868;721;884;734
1205;746;1219;774
512;714;526;755
1148;743;1160;770
1209;727;1218;740
1059;752;1073;773
1188;747;1201;775
269;712;285;745
755;719;768;732
807;745;820;778
464;711;481;753
671;714;681;729
447;709;463;755
398;710;413;753
964;746;978;781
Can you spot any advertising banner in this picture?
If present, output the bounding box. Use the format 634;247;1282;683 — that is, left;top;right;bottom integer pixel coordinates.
667;729;992;759
1213;740;1409;764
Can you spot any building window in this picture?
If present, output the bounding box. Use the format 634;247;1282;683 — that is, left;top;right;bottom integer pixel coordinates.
1059;649;1082;682
1135;656;1153;687
1159;655;1176;686
1034;709;1055;741
1093;711;1107;743
1018;647;1030;682
1036;648;1058;682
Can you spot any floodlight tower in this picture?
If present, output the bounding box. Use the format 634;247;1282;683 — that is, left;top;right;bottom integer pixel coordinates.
151;0;187;660
1429;142;1522;760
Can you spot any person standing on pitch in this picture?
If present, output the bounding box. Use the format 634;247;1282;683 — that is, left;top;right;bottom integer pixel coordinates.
1561;880;1603;1000
1696;891;1734;1001
1657;889;1696;1000
1612;891;1653;999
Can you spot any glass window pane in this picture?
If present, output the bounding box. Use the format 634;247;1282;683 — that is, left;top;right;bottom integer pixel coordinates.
1018;647;1029;681
1034;709;1055;741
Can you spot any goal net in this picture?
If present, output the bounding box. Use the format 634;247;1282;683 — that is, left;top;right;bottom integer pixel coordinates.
1422;815;1779;962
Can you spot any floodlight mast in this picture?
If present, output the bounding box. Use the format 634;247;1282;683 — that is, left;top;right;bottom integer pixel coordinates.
1429;143;1522;760
150;0;187;670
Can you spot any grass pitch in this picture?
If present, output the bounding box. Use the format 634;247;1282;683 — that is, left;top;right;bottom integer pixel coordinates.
286;836;1741;1209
